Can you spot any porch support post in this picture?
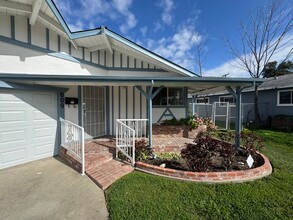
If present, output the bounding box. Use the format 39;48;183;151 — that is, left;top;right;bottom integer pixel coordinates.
226;86;242;150
192;95;196;115
147;85;153;149
135;84;164;149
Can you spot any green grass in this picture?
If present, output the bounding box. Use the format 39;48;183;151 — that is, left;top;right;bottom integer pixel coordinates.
106;130;293;220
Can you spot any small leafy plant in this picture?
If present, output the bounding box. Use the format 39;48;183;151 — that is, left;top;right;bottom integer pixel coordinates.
135;139;153;161
161;113;216;130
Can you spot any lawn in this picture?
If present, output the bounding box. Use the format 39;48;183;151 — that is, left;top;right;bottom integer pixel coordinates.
106;130;293;220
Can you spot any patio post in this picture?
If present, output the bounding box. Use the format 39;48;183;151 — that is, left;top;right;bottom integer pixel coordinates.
135;84;164;149
147;86;153;149
192;95;196;115
226;86;242;150
235;86;242;150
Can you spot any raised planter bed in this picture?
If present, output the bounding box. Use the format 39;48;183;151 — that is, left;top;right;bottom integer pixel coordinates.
136;152;272;183
152;124;207;138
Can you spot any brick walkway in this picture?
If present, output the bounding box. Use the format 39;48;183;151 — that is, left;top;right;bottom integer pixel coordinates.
84;136;192;190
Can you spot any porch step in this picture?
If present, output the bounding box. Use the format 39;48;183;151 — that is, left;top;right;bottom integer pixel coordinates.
84;140;115;171
86;159;134;190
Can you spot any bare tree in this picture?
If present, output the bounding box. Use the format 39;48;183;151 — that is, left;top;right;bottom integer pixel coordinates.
227;0;293;126
194;36;208;76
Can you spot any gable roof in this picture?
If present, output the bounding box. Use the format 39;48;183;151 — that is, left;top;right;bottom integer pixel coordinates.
0;0;198;77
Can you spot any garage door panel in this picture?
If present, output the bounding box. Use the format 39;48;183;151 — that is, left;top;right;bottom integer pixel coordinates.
33;127;55;139
0;129;26;143
32;93;54;105
0;110;26;124
0;90;58;169
33;109;56;122
33;143;55;158
1;148;26;165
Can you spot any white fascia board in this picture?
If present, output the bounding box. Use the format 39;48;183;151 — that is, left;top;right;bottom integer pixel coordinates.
104;29;197;77
88;44;107;52
0;0;31;13
30;0;43;25
101;33;113;54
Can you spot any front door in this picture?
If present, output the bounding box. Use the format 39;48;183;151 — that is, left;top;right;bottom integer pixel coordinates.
83;86;105;139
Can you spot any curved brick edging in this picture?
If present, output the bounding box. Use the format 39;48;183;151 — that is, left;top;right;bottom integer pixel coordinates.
135;153;272;183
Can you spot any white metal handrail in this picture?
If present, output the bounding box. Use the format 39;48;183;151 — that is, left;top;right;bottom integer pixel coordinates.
116;119;148;166
116;120;135;166
117;119;148;139
60;118;85;175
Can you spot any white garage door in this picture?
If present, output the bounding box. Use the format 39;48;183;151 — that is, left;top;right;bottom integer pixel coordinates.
0;90;58;169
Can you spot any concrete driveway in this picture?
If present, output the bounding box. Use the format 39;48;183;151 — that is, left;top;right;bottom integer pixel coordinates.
0;157;108;220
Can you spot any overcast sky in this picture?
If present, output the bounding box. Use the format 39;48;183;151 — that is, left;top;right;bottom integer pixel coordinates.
54;0;293;78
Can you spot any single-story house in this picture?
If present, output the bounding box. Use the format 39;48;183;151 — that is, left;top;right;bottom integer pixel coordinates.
0;0;262;170
189;74;293;127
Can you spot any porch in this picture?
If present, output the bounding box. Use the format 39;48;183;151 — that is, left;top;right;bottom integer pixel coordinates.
61;135;193;190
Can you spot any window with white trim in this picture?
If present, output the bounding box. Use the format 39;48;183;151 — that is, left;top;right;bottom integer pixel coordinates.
219;95;236;105
196;97;209;104
278;90;293;105
153;87;184;106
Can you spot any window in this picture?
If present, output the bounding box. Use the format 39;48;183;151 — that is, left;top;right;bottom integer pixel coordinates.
278;90;293;105
196;97;209;104
219;96;235;106
153;87;184;106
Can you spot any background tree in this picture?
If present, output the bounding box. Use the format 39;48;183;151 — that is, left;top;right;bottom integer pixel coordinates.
262;60;293;78
227;0;293;126
193;36;208;77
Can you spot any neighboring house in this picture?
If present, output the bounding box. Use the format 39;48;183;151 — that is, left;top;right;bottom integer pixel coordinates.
190;74;293;126
0;0;260;170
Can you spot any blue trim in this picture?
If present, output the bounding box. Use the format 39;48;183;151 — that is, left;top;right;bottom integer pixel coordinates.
135;86;148;98
0;36;169;73
118;86;121;118
10;16;15;39
90;52;92;62
112;50;115;67
0;80;68;92
133;87;135;118
140;91;142;118
111;86;114;134
57;92;64;154
78;86;82;126
157;108;175;123
98;50;100;64
27;18;31;44
126;87;128;119
184;87;188;118
134;59;136;68
120;53;122;68
82;47;85;60
105;86;110;134
45;0;197;77
104;50;106;66
58;35;61;52
49;52;79;63
148;64;150;69
127;56;129;68
68;41;71;55
46;28;50;50
141;61;143;68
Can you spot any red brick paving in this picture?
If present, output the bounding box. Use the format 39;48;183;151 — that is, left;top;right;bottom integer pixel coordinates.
84;136;192;190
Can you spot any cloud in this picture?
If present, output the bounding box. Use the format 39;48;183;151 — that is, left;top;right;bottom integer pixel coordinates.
159;0;175;25
143;23;202;72
140;26;148;37
53;0;137;33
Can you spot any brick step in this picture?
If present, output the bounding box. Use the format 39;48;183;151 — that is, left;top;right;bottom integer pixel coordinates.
86;159;134;190
85;154;113;171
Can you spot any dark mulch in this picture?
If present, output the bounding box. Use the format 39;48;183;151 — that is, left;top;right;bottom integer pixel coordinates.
143;151;264;172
